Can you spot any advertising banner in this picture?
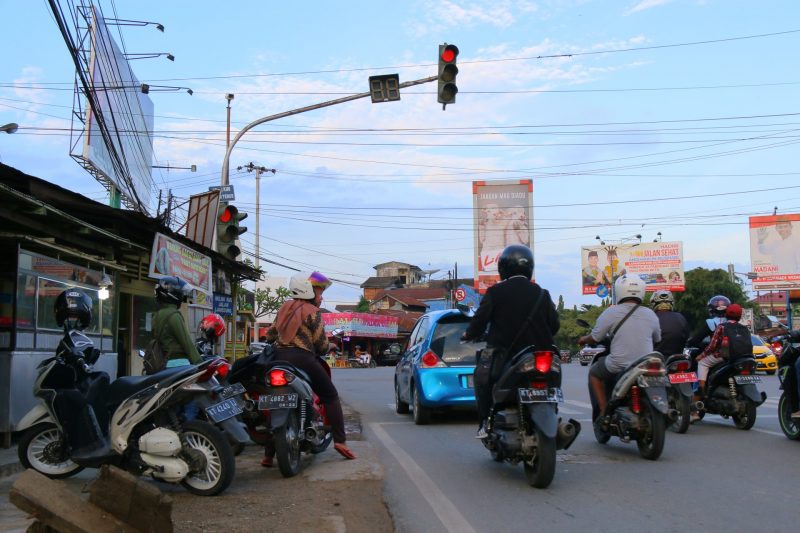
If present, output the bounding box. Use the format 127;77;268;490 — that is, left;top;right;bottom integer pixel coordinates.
580;241;684;295
322;313;399;339
472;180;533;293
749;214;800;290
148;232;213;295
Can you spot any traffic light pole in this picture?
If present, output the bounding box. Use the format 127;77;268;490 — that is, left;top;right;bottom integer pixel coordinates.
220;75;437;185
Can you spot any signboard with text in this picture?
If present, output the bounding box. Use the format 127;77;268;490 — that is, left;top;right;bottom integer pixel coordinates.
213;293;234;316
148;232;213;295
749;214;800;290
580;241;684;295
322;313;399;339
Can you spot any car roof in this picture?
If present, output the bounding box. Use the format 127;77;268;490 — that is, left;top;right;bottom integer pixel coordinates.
420;309;467;323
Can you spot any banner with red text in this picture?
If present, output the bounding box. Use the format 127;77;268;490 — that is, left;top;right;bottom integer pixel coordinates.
749;214;800;290
580;241;684;295
322;313;399;338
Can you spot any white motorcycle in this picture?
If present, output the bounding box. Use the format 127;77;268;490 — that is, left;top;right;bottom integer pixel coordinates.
17;327;236;496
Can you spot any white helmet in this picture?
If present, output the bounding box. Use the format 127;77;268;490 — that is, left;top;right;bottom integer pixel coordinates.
614;274;645;303
289;274;315;300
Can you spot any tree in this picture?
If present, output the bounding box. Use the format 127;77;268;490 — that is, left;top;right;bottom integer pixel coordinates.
356;295;370;312
556;295;565;313
554;300;609;353
254;286;291;318
674;267;748;327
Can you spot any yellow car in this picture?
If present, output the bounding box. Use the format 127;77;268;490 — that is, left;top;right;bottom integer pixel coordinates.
751;335;778;375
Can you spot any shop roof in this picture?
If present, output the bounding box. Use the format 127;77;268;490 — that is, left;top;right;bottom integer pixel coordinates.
360;276;403;289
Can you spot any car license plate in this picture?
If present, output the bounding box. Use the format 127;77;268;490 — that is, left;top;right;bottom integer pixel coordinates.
518;387;564;403
638;375;669;388
464;374;474;388
205;398;243;423
668;372;698;384
734;375;761;385
219;382;246;400
258;393;299;410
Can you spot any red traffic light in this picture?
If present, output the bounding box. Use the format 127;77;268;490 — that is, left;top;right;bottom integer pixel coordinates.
219;205;237;223
441;45;458;63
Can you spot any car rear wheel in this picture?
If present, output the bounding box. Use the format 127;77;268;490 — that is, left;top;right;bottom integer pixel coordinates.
395;379;410;414
412;385;431;425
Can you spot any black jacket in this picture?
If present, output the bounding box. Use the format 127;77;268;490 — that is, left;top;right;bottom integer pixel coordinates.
654;310;690;356
463;276;560;354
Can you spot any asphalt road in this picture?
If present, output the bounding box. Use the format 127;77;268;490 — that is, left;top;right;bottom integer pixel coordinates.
333;364;797;533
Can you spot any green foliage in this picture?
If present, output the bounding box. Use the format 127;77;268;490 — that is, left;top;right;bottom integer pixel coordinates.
556;295;565;313
254;286;291;318
674;267;748;327
554;300;609;353
356;295;370;312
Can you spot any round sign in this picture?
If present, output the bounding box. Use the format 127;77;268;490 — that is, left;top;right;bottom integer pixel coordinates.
596;284;609;298
454;288;467;302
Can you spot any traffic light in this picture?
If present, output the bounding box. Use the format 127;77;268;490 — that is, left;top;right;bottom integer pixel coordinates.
437;43;459;106
216;203;248;260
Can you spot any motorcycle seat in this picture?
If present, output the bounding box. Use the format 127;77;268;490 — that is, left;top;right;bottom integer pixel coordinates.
107;365;198;407
664;353;688;366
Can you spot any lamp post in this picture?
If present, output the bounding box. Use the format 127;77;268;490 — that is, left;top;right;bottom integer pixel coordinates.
225;94;234;177
1;123;18;134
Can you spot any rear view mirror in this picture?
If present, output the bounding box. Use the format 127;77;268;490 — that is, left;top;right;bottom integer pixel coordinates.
457;303;475;318
137;349;145;359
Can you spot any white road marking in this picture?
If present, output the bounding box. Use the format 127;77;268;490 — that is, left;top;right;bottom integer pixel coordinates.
557;406;582;415
565;399;594;409
369;422;477;533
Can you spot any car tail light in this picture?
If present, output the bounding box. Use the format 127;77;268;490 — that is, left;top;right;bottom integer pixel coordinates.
534;351;553;374
421;350;445;368
268;369;294;386
198;358;230;382
630;385;641;414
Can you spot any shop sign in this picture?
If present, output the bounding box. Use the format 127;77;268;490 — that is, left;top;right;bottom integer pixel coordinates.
148;232;213;295
213;293;234;316
322;313;399;339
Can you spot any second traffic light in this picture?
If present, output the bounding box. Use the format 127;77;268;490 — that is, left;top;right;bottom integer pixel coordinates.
217;203;248;260
437;43;459;106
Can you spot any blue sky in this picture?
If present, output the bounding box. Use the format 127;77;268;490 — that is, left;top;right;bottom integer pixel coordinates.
2;0;799;308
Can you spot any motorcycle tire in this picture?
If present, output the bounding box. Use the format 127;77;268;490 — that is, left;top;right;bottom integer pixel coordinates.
778;392;800;440
490;446;504;462
18;423;84;479
593;418;610;444
180;420;236;496
669;395;691;434
274;410;302;477
369;360;377;368
412;385;431;425
523;429;556;489
395;379;410;414
732;400;757;430
636;402;666;461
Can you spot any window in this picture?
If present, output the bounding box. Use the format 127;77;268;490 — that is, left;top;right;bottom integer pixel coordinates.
15;273;35;328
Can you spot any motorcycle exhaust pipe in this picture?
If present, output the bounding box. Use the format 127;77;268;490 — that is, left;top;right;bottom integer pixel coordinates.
244;399;257;412
556;418;581;450
304;427;319;441
692;401;704;412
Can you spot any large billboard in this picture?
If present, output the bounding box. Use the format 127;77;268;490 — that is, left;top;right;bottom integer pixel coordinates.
472;180;533;293
749;214;800;290
83;7;155;209
580;241;685;296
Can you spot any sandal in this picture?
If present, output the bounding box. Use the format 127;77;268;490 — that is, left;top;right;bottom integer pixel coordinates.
334;443;356;460
260;456;274;467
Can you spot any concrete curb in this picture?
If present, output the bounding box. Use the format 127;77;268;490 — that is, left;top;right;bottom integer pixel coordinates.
0;459;24;479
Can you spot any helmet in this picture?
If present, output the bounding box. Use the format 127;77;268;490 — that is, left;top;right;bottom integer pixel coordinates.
707;295;731;317
155;276;192;307
614;274;645;303
650;290;674;311
289;274;315;299
497;245;534;281
308;271;332;290
199;313;226;340
725;303;743;320
55;289;93;329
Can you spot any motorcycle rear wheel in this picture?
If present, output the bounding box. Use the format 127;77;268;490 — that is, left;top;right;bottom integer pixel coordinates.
669;394;691;434
523;429;556;489
778;392;800;440
275;411;302;477
18;423;83;479
180;420;236;496
732;400;757;430
636;402;666;461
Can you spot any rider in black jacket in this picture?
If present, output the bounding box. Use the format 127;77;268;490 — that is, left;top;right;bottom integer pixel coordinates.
462;245;560;438
650;290;690;356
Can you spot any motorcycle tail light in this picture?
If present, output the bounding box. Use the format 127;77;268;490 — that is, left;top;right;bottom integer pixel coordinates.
534;351;553;374
630;385;641;414
771;342;783;356
215;360;231;380
645;359;664;376
738;361;754;376
673;360;690;372
268;369;294;386
421;350;445;368
199;358;230;382
530;381;548;389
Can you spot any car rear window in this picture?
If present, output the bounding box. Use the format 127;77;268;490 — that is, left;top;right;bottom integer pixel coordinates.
430;317;484;365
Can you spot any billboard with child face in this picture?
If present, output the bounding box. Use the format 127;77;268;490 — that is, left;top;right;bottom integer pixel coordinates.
580;242;684;295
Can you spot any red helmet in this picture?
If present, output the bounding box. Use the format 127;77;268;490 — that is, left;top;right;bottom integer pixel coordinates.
725;304;743;320
199;313;226;339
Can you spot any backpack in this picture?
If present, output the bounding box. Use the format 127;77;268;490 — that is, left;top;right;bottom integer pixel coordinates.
143;309;179;375
719;322;752;361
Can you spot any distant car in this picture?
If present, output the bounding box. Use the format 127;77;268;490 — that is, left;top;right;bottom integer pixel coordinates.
378;343;403;366
394;309;484;424
752;334;777;375
248;342;266;357
578;346;604;366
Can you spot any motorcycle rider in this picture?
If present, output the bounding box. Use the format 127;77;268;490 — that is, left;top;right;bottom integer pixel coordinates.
197;313;226;356
687;295;731;350
265;271;356;461
153;276;202;367
650;290;690;356
461;244;560;439
578;274;661;422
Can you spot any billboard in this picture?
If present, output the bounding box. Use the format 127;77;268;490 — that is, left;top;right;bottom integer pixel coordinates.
580;242;685;295
322;313;399;339
83;7;155;209
749;214;800;290
472;180;533;293
148;233;213;295
186;190;221;249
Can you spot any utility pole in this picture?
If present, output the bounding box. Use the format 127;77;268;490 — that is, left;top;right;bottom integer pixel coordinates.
237;162;276;270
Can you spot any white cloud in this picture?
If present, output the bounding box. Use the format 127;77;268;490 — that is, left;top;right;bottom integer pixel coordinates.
624;0;674;16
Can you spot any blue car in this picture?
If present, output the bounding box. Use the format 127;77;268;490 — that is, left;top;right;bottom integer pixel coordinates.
394;309;485;424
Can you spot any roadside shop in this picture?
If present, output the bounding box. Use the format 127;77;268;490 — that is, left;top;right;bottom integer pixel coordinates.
322;312;400;367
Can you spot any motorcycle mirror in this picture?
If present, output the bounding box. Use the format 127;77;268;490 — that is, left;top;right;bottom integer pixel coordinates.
457;303;475;318
137;349;145;358
576;319;591;329
330;328;344;337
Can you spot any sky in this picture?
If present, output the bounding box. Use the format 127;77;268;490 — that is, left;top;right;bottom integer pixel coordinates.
2;0;800;309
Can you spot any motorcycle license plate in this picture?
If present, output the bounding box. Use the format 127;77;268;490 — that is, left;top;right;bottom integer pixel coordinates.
205;398;243;423
259;393;299;410
638;375;669;388
734;375;761;385
219;382;246;400
518;387;564;403
668;372;698;384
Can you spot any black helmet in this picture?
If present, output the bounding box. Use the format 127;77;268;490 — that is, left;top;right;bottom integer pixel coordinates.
707;295;731;317
55;289;93;330
155;276;192;307
498;245;534;281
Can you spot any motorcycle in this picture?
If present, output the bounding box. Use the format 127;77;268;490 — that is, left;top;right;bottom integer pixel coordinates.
17;327;237;495
664;352;701;434
576;319;671;460
348;356;377;368
479;345;581;488
686;347;767;430
772;334;800;440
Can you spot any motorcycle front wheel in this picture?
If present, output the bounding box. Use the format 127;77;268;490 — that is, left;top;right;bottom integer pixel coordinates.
778;392;800;440
636;402;666;461
18;423;83;479
180;420;235;496
275;411;302;477
523;429;556;489
732;399;757;430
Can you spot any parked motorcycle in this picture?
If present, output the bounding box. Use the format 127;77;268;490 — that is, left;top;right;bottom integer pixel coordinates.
17;327;236;495
577;319;670;460
772;333;800;440
664;353;700;434
480;345;581;488
686;347;767;430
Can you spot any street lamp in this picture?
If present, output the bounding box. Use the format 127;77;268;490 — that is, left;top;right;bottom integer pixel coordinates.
152;164;197;172
225;94;235;158
124;52;175;61
1;123;18;134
